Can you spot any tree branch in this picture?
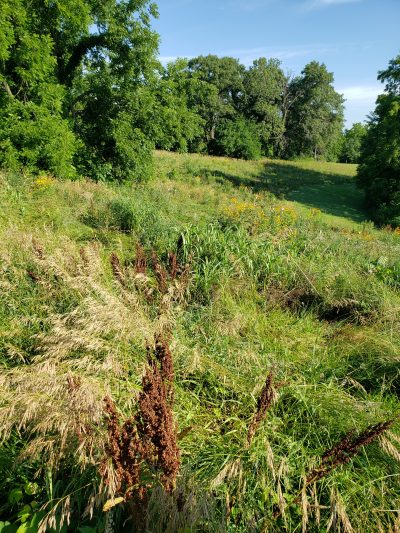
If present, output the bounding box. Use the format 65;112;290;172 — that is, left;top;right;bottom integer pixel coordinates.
2;80;14;98
60;34;109;85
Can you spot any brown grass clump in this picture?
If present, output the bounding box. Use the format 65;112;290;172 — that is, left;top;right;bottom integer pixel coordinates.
134;242;147;274
103;335;180;503
168;251;179;281
306;420;395;484
247;372;281;446
131;245;191;306
110;252;125;287
151;250;168;294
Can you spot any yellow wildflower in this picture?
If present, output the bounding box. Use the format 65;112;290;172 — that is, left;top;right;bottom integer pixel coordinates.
33;175;55;190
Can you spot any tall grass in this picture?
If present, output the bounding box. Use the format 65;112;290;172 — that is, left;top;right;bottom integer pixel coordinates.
0;153;400;532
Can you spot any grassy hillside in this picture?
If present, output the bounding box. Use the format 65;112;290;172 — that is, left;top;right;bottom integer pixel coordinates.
1;152;400;532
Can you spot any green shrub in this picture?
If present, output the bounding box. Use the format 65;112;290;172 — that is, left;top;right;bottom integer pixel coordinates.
0;100;78;179
214;118;262;160
109;198;139;232
111;117;155;183
357;56;400;225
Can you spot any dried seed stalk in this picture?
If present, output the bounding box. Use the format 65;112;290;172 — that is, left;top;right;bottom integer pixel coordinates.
103;336;180;502
138;337;180;493
104;397;143;500
151;251;168;294
168;252;178;280
273;419;395;521
110;252;125;286
306;420;395;484
134;243;147;274
247;372;276;446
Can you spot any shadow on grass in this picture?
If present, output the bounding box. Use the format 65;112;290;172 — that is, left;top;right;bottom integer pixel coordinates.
201;161;367;223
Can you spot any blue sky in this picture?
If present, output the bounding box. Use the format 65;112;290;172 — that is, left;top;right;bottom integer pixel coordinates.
153;0;400;126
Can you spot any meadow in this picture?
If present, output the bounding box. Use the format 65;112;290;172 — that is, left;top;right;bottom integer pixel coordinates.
0;151;400;532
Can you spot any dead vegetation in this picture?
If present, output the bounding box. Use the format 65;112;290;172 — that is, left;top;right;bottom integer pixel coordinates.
267;285;377;324
272;419;396;522
247;372;281;446
305;420;395;485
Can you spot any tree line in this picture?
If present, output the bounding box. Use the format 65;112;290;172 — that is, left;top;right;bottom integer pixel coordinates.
158;55;348;163
0;0;346;179
0;0;398;224
357;56;400;226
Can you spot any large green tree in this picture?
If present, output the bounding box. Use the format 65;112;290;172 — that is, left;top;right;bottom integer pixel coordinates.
243;58;287;156
128;59;205;154
0;0;77;177
357;55;400;225
187;55;245;146
0;0;159;181
284;62;344;160
340;122;367;163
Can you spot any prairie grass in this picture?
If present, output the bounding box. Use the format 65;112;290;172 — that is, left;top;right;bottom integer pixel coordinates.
0;153;400;532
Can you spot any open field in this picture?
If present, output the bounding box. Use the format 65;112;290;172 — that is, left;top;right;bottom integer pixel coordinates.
1;152;400;532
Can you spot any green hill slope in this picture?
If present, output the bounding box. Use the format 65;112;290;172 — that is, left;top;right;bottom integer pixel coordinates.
1;152;400;532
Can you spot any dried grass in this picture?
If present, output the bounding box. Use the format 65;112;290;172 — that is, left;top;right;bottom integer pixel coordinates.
306;420;395;484
246;372;281;446
0;239;162;526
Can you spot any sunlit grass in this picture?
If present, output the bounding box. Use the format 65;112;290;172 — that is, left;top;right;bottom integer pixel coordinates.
0;153;400;531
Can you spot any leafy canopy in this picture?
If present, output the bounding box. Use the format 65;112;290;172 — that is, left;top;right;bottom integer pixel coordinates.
0;0;159;181
285;61;344;161
243;58;287;156
357;55;400;225
340;123;367;164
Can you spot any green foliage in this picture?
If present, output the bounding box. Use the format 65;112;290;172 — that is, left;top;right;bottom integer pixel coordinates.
0;0;78;178
166;57;346;161
0;0;159;181
0;99;78;179
368;256;400;289
0;0;355;170
130;60;205;154
378;54;400;95
243;58;287;156
1;152;400;531
285;61;344;161
214;118;262;160
357;55;400;225
81;188;175;248
340;122;367;163
187;55;245;145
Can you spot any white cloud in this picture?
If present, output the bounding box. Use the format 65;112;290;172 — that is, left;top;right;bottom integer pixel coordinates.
339;84;382;125
158;43;357;68
159;45;328;67
224;44;339;66
159;55;180;64
339;85;382;102
303;0;362;10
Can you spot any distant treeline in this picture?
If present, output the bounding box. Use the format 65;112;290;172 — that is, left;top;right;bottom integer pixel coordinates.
0;0;355;182
156;57;371;166
0;1;398;223
149;55;347;163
